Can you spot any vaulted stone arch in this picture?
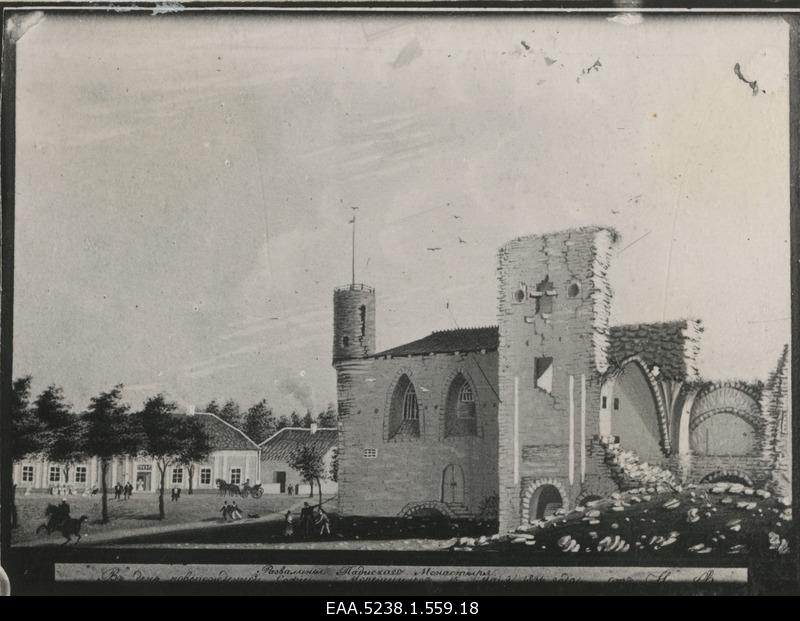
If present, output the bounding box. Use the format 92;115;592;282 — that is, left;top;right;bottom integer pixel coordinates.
397;500;455;519
602;355;671;460
521;478;569;524
689;382;764;456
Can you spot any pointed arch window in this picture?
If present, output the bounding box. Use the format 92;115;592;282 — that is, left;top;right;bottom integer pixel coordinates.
402;384;419;420
445;374;478;437
388;374;421;439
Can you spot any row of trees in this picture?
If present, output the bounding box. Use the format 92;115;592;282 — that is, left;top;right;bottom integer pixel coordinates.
11;377;211;524
203;398;337;444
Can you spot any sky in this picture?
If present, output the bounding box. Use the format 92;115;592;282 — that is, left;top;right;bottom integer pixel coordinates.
11;13;791;416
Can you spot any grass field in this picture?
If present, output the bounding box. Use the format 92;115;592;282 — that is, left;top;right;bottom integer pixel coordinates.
11;491;308;545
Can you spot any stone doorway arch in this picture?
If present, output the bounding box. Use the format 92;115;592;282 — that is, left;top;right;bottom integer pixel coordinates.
521;478;569;523
441;464;465;505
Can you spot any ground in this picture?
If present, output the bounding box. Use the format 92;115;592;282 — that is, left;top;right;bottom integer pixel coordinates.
11;490;312;546
12;483;792;558
450;482;792;559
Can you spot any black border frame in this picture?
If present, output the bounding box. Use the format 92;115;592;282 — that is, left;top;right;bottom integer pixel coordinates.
0;3;798;596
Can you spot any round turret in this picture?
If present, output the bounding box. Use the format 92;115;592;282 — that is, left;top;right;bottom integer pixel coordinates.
333;284;376;363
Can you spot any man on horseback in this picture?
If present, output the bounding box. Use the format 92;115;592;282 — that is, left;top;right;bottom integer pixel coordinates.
39;498;71;535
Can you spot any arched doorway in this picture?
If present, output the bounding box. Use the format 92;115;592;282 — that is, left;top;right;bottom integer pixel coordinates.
441;464;465;505
608;360;664;463
699;471;753;487
529;484;563;521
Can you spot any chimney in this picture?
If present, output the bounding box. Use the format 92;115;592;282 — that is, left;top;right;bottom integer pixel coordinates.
187;404;196;416
310;422;318;434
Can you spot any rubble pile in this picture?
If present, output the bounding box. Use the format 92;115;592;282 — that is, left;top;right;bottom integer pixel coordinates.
598;436;679;490
446;480;791;558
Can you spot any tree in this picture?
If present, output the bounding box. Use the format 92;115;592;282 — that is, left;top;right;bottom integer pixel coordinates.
135;394;211;518
204;400;221;415
287;444;327;507
289;411;303;428
317;402;338;428
83;385;138;524
218;399;242;428
276;414;292;431
329;446;339;483
242;399;276;444
178;417;212;496
9;376;46;528
35;385;84;484
301;410;315;428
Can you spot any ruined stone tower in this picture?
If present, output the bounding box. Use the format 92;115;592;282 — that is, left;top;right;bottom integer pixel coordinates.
496;227;618;532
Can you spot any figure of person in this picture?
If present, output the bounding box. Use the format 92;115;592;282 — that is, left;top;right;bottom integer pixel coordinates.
56;497;71;528
316;507;331;537
300;502;313;538
231;501;243;520
171;486;179;502
125;481;133;499
136;479;144;492
220;501;230;522
284;510;294;537
114;482;122;500
287;485;293;496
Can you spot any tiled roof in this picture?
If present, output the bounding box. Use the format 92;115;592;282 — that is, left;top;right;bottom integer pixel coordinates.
259;427;338;461
193;412;260;451
607;320;703;381
372;326;499;358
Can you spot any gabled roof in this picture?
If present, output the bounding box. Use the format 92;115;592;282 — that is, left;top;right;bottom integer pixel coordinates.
371;326;499;358
259;427;338;462
193;412;260;451
607;320;703;381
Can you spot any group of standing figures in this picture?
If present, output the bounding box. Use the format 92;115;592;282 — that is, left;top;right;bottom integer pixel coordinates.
285;502;331;538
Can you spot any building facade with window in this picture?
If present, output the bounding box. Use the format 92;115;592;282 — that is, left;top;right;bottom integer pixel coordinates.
259;425;339;495
334;227;790;530
333;282;500;519
12;412;261;494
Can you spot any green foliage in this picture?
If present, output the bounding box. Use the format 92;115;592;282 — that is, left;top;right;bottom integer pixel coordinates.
287;444;326;485
329;446;339;482
10;376;46;462
35;384;85;480
82;385;137;461
242;399;276;444
218;399;242;428
134;394;212;519
317;402;338;428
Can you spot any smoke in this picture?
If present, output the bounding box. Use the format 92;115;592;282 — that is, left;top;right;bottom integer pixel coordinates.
277;374;315;412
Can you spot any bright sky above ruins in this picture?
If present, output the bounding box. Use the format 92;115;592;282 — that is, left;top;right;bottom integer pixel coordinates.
12;13;790;415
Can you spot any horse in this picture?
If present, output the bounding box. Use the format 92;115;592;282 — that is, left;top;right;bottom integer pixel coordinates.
215;479;241;497
57;516;88;545
36;503;63;536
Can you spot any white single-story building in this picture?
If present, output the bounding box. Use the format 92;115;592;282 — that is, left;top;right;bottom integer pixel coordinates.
12;411;261;494
260;424;338;496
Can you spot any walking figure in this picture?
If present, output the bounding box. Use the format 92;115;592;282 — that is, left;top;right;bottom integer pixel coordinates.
114;482;122;500
231;501;243;520
220;501;231;522
316;507;331;537
284;510;294;537
299;502;314;538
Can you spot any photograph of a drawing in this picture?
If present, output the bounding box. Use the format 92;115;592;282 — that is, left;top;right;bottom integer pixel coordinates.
3;9;792;581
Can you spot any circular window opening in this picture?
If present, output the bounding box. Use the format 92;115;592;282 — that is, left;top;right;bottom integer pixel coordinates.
567;282;581;298
514;289;526;303
342;336;350;347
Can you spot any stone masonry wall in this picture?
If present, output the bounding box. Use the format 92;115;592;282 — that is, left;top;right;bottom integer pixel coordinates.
497;227;617;532
336;351;499;517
